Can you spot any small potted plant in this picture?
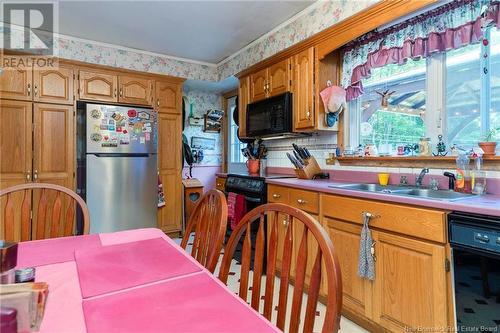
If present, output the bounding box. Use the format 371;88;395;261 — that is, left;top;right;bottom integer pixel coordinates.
478;128;499;156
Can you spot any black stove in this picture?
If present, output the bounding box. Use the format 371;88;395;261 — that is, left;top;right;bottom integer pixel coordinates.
224;173;294;268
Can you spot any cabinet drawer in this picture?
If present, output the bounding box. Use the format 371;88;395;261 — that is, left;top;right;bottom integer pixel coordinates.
289;189;318;214
268;185;289;204
322;194;446;243
215;177;226;191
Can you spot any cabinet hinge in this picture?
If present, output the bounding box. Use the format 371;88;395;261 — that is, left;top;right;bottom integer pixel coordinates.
73;172;75;178
445;258;451;272
77;74;80;81
289;63;292;70
31;123;35;132
73;73;75;80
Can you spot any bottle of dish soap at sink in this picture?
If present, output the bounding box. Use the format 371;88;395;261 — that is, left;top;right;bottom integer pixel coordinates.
455;153;471;193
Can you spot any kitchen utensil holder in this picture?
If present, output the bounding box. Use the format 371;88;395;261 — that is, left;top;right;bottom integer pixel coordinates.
294;156;322;179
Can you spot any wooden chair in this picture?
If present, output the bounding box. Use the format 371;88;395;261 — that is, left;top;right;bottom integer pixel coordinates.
219;203;342;333
0;183;90;241
180;189;227;273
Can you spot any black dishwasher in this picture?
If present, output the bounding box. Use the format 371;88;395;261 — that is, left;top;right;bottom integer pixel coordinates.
449;212;500;331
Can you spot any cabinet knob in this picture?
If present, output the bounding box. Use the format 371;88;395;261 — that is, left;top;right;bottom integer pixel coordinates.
34;85;38;97
119;88;123;97
33;170;38;181
282;218;289;226
272;193;281;199
297;199;307;204
114;88;117;98
306;110;311;119
157;99;160;107
27;84;31;96
26;171;31;181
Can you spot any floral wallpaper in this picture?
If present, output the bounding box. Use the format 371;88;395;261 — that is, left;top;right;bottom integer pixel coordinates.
1;1;376;81
217;0;378;79
182;90;223;166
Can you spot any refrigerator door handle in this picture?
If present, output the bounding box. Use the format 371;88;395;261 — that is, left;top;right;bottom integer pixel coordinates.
91;153;152;158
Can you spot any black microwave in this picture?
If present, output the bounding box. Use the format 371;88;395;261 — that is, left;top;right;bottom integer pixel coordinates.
246;92;293;138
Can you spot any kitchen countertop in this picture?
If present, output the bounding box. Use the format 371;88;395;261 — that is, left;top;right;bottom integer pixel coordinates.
266;178;500;217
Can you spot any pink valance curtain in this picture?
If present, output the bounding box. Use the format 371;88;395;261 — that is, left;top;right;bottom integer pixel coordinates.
342;0;500;101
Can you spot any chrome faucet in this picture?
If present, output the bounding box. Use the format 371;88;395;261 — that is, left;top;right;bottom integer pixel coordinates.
415;168;429;187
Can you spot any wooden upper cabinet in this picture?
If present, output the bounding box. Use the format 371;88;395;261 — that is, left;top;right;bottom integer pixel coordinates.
0;69;32;101
0;100;33;187
118;75;153;106
268;59;290;97
250;68;268;102
293;47;315;130
33;103;74;190
238;76;250;138
33;66;74;105
372;231;447;331
155;81;181;114
79;70;118;102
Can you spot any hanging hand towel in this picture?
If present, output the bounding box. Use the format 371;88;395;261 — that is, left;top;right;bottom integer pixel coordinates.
227;192;237;222
230;194;247;230
358;212;375;280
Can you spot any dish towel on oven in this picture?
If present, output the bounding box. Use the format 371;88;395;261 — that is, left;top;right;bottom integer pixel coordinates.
227;193;247;230
358;212;375;280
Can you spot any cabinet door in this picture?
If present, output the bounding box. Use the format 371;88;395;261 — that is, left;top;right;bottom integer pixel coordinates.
238;76;250;138
215;177;226;191
250;68;268;102
268;60;290;97
119;75;153;106
157;113;182;233
293;47;315;130
326;218;372;318
0;68;32;101
79;70;118;102
33;103;74;189
155;81;181;114
268;212;294;275
0;100;33;241
33;65;74;105
372;231;447;331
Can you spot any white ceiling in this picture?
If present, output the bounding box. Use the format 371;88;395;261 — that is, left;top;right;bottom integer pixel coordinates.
58;0;314;64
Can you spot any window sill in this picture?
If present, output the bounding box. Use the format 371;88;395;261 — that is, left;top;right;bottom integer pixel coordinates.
336;156;500;171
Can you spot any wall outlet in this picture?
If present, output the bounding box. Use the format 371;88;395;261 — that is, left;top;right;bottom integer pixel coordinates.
326;153;336;165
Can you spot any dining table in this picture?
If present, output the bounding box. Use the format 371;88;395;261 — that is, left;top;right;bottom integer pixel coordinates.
15;228;280;333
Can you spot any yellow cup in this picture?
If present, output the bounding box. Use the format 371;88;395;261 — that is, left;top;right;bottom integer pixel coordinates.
378;173;390;186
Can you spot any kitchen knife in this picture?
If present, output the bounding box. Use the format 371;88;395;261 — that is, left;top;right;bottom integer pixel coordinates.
292;143;305;159
293;150;304;166
303;147;311;159
286;153;300;169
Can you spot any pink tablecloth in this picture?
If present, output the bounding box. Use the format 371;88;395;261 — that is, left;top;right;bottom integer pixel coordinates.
29;228;279;333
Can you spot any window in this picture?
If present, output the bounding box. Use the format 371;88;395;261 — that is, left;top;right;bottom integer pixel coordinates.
350;26;500;151
226;96;246;173
359;58;426;147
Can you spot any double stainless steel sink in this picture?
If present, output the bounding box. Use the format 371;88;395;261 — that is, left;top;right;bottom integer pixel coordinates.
328;183;476;202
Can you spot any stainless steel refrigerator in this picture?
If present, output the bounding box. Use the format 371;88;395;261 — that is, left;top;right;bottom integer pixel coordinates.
85;103;157;233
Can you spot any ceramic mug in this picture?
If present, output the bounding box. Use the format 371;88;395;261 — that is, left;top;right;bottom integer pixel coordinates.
246;159;260;174
378;173;390;186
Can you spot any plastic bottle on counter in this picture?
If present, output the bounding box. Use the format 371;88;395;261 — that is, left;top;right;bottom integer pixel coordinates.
455;153;471;193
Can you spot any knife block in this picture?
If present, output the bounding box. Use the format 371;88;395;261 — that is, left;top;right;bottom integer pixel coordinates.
294;156;322;179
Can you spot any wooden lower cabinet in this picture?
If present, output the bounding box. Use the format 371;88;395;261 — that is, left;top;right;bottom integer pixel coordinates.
157;113;182;235
326;218;372;318
372;231;448;331
215;177;226;191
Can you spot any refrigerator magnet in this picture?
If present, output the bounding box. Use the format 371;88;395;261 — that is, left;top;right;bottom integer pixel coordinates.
145;132;151;141
140;137;146;144
90;109;101;119
138;111;150;120
128;109;137;118
90;133;102;142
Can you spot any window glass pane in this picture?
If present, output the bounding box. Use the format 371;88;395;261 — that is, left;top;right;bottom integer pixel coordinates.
360;58;426;148
228;100;246;163
445;44;481;147
491;27;500;141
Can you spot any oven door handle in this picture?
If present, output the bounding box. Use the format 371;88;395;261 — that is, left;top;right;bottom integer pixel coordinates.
224;191;262;204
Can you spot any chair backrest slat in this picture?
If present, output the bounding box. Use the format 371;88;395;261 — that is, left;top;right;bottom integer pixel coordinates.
250;214;265;310
4;194;15;240
20;190;31;241
50;192;62;238
36;189;48;240
303;251;322;332
0;183;90;241
289;227;309;333
238;228;252;301
180;189;227;273
276;216;293;330
263;211;278;321
219;203;342;333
